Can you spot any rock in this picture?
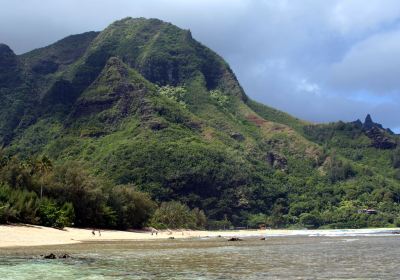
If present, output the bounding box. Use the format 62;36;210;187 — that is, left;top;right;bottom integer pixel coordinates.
230;132;245;141
350;119;363;128
187;121;202;131
59;254;71;259
227;237;242;242
266;152;288;171
168;236;175;239
260;237;266;240
362;114;394;135
43;253;71;259
43;253;57;259
363;114;375;130
364;127;397;149
148;120;169;131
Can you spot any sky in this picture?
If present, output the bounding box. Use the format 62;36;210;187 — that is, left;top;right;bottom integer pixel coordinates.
1;0;400;132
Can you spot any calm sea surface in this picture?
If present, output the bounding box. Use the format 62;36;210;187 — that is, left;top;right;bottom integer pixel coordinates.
0;235;399;279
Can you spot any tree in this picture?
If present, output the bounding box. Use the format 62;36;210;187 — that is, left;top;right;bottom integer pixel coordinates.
299;213;320;229
108;185;156;229
0;146;8;168
33;155;53;199
247;213;268;228
392;148;400;169
150;201;206;229
38;198;74;229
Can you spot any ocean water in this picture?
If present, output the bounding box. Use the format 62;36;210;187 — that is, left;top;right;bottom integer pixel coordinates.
0;235;399;279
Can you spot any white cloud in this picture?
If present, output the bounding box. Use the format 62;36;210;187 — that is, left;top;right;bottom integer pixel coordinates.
330;30;400;93
329;0;400;35
297;79;321;95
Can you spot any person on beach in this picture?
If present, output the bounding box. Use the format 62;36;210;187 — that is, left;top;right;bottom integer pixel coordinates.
92;229;95;236
151;227;158;236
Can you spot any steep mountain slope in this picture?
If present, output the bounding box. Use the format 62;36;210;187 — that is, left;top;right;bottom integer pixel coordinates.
1;17;399;228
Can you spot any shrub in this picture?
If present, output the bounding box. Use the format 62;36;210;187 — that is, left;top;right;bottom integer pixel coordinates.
395;217;400;227
150;201;206;229
247;213;268;228
299;213;321;229
108;185;156;229
326;156;356;183
158;85;187;108
392;148;400;169
38;199;74;229
210;89;228;107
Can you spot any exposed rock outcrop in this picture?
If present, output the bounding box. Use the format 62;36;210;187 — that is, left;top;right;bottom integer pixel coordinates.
266;152;288;171
230;132;245;141
361;114;397;149
364;126;397;149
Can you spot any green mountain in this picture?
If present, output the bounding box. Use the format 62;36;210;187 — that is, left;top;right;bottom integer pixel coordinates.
1;17;399;229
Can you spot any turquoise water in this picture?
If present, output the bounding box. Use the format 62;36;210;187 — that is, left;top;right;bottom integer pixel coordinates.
0;236;399;279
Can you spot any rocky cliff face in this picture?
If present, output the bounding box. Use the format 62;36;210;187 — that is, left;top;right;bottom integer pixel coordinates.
362;114;397;149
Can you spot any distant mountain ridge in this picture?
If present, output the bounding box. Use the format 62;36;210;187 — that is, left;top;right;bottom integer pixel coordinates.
1;17;399;228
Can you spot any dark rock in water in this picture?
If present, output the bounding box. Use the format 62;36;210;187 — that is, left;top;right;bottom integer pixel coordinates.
227;237;242;241
60;254;71;259
43;253;71;259
260;237;266;240
168;236;175;239
44;253;57;259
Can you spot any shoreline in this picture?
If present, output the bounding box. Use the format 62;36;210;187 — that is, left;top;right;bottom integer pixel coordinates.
0;224;399;248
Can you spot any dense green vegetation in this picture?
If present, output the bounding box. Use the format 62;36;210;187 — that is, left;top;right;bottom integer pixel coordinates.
0;154;207;229
0;17;399;230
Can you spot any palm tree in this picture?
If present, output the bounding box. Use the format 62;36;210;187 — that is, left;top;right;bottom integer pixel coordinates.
34;155;53;199
0;146;8;168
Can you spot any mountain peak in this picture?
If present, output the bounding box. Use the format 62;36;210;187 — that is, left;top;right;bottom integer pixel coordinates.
0;43;20;85
362;113;387;131
0;43;14;54
84;17;245;98
365;114;372;123
0;43;17;66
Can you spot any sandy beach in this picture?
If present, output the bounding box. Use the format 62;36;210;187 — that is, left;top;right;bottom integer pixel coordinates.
0;224;399;248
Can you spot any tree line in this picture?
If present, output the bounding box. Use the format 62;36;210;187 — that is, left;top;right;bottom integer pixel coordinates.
0;151;207;230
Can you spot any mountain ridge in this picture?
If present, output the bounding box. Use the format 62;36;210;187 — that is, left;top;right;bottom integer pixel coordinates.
1;17;399;229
